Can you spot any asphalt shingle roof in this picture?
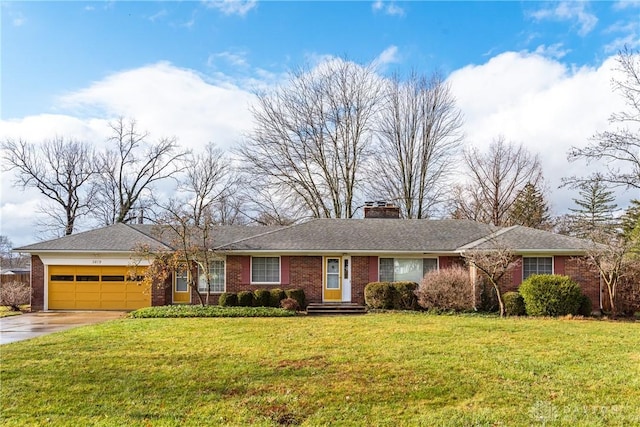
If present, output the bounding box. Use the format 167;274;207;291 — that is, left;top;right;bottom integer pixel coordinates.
15;219;594;254
216;219;500;252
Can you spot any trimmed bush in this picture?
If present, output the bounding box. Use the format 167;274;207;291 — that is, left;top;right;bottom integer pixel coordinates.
218;292;238;307
364;282;396;309
253;289;271;307
416;266;473;312
129;305;295;318
519;274;583;316
280;297;300;312
285;289;306;309
578;294;592;317
237;291;255;307
503;292;526;316
269;288;286;308
392;282;419;310
0;281;30;311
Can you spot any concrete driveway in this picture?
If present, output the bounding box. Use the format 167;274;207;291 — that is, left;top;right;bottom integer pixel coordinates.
0;311;127;345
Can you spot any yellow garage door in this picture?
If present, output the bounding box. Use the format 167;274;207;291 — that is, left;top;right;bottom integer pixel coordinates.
48;266;150;310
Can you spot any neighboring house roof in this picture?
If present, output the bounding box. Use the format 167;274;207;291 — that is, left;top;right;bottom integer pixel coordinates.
14;219;594;255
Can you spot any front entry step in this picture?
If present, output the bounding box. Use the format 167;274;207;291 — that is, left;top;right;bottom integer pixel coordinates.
306;303;367;316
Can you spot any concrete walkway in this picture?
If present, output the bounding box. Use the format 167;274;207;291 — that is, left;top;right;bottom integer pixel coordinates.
0;311;127;345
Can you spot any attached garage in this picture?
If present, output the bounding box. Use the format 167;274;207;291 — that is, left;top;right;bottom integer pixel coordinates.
48;265;150;310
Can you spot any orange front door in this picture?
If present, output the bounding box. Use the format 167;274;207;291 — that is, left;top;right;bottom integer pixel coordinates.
323;257;342;301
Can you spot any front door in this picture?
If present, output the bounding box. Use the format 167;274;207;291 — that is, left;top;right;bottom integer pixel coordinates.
173;266;191;304
323;257;342;301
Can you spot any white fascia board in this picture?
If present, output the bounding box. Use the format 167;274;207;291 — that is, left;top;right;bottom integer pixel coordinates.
35;251;151;266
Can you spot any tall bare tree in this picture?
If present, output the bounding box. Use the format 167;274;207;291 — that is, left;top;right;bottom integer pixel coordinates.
238;59;383;219
567;47;640;190
1;137;97;236
367;72;464;218
178;143;237;226
451;136;543;226
95;117;188;225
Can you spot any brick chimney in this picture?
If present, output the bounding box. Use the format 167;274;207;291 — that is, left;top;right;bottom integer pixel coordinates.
363;201;401;219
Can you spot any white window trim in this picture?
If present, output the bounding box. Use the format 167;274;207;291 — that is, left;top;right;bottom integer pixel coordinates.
197;258;226;294
250;256;281;285
378;257;439;282
174;264;189;293
522;256;554;280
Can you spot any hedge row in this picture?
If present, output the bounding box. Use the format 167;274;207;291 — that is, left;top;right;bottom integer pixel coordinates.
505;275;592;317
129;305;295;318
219;288;306;310
364;282;418;310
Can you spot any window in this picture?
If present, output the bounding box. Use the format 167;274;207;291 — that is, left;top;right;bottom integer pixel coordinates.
50;275;74;281
76;275;99;282
251;257;280;284
198;260;225;293
379;258;438;283
523;257;553;279
175;266;189;292
101;275;125;282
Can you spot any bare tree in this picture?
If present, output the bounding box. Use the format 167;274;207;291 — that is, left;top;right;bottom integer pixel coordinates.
238;59;382;219
463;246;520;317
582;229;639;318
95;117;188;225
1;137;97;235
452;136;543;226
566;47;640;190
178;143;237;226
367;72;464;218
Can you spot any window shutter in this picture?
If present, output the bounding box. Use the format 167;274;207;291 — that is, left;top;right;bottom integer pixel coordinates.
368;256;378;282
280;256;290;285
241;256;251;284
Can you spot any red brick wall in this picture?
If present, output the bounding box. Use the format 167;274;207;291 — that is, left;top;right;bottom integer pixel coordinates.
151;275;172;306
30;255;44;311
564;257;601;311
222;255;323;305
351;256;370;305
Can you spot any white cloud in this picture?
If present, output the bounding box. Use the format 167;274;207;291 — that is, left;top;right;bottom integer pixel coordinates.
447;51;632;215
203;0;257;17
529;1;598;36
613;0;640;10
533;43;570;59
372;0;404;17
373;45;400;69
0;62;257;246
207;50;250;68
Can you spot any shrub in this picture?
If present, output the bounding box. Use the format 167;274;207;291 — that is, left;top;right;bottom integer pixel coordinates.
416;266;473;312
237;291;255;307
392;282;419;310
218;292;238;307
519;274;583;316
269;288;286;308
476;278;499;312
0;281;30;311
253;289;271;307
578;294;593;317
364;282;396;309
280;297;300;312
503;292;526;316
285;289;306;309
129;305;295;318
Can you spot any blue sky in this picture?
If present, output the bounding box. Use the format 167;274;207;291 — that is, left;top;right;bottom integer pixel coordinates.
1;1;640;246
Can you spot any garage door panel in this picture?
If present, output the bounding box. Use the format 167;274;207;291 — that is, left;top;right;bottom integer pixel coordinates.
48;266;149;310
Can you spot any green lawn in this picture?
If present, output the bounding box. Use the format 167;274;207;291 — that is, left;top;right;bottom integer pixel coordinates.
1;313;639;426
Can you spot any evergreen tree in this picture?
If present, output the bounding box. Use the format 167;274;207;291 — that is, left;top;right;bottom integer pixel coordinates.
508;182;552;229
621;199;640;241
568;175;618;238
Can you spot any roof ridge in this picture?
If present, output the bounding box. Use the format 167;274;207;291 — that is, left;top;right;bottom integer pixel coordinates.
123;223;173;251
456;225;517;251
212;220;311;250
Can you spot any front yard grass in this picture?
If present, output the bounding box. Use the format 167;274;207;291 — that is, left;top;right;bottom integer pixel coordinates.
1;313;639;426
